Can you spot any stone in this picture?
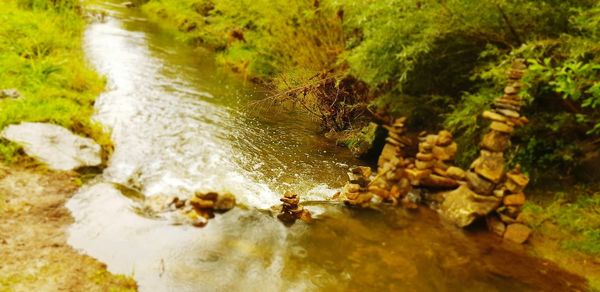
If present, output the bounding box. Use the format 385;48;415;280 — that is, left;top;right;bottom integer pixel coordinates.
503;223;532;244
494;101;521;111
436;130;453;146
343;183;361;194
351;166;372;178
405;168;431;183
495;108;520;118
506;169;530;193
415;159;434;170
446;166;466;180
432;143;457;161
482;110;507;122
440;185;502;227
420;174;459;189
378;144;398;167
472;150;505;183
425;135;438;146
490;121;514;134
508;69;525;80
0;122;102;171
498;97;522;106
419;142;433;152
503;193;526;206
466;171;495;195
416;152;434;161
0;88;20;99
504;86;519;95
486;215;506;236
368;186;389;198
190;196;214;209
214;192;236;211
481;130;511;152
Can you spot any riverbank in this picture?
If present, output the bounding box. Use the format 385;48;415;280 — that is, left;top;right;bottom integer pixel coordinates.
0;163;137;291
0;0;111;163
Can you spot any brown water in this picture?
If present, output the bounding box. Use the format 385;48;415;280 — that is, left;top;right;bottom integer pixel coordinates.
67;2;588;291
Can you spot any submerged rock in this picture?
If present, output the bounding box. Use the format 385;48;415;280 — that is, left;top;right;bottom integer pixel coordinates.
1;123;102;171
440;185;501;227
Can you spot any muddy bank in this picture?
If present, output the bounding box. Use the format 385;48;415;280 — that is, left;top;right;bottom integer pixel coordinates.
0;163;136;291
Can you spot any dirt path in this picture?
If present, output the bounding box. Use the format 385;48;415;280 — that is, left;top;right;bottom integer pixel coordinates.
0;163;137;291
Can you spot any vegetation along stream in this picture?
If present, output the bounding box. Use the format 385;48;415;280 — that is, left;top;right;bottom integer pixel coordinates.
58;1;593;291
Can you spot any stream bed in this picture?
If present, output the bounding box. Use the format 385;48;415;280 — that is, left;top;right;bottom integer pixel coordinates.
66;2;588;291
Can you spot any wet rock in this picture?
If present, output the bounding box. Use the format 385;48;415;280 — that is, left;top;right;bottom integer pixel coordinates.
441;185;501;227
277;192;310;225
481;130;510;152
1;122;102;171
503;223;532;244
472;150;505;183
214;192;236;211
465;171;495;196
0;88;20;99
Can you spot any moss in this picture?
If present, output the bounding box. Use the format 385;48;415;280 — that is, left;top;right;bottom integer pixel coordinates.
0;0;111;163
337;122;381;157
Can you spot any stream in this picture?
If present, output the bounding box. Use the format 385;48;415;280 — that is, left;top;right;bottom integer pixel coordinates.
66;2;588;291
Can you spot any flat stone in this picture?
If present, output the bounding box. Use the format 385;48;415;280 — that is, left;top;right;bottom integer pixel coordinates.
481;130;511;152
494;101;521;111
0;88;20;99
446;166;466;180
503;223;532;244
490;121;514;134
1;122;102;170
504;86;519;95
419;142;433;152
416;152;434;161
378;143;398;167
472;150;505;183
420;174;459;189
405;168;431;184
466;171;495;195
415;159;434;170
495;108;520;118
441;185;502;227
432;143;457;161
482;110;507;122
503;193;526;206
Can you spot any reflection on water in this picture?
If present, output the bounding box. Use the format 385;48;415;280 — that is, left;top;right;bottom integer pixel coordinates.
67;2;587;291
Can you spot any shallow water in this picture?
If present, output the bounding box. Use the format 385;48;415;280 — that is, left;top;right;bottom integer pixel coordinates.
67;2;588;291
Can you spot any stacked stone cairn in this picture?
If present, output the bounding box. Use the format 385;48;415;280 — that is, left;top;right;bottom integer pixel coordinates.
277;192;312;226
441;59;533;243
405;130;463;189
340;166;375;207
164;191;236;227
367;117;413;205
378;117;411;170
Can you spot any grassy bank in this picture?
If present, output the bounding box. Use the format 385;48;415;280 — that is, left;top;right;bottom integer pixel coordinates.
0;0;111;163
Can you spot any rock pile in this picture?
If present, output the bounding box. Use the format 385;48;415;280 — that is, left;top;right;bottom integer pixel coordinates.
277;192;311;225
341;166;374;207
441;59;531;235
369;156;411;205
406;130;461;189
378;117;411;170
488;165;532;243
166;191;236;227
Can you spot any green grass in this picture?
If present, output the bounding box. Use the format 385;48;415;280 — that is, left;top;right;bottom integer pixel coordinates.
0;0;110;163
523;189;600;256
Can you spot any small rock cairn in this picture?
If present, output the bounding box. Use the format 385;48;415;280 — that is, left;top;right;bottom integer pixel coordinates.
277;192;311;226
406;130;462;189
169;192;236;227
342;166;374;207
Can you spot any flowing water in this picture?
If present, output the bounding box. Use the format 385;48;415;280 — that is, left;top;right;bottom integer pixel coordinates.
67;2;588;291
